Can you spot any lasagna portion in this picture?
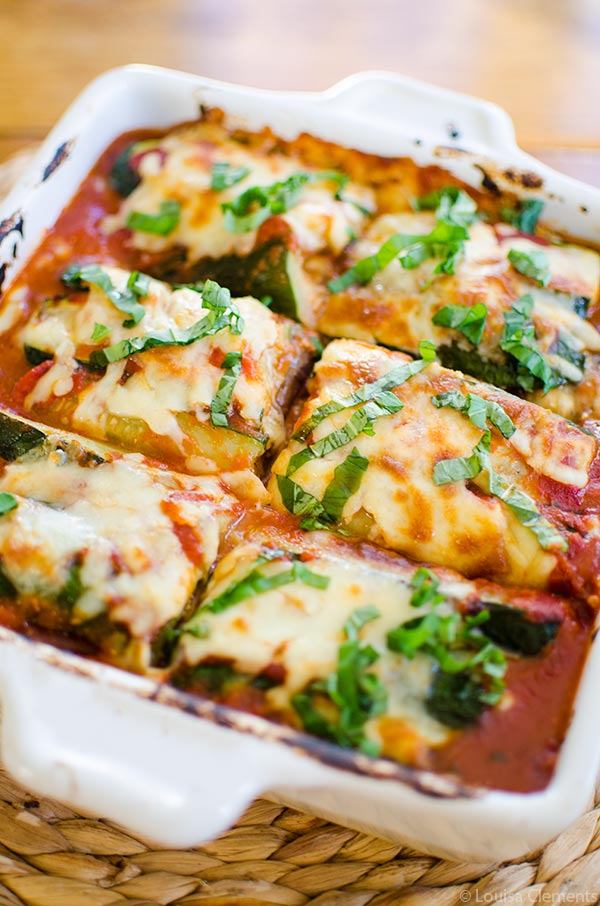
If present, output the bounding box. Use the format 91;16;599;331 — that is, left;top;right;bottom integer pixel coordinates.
171;531;589;791
0;411;254;670
12;266;315;474
320;199;600;421
103;120;375;325
269;339;600;601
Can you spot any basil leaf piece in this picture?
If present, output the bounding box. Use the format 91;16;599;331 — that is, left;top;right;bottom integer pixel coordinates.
210;162;251;191
432;425;566;551
286;395;402;477
414;186;478;228
210;351;243;428
277;447;369;531
344;605;381;640
432;390;516;438
126;199;181;236
276;474;327;522
485;466;567;551
499;294;560;394
292;356;431;443
319;447;369;526
90;323;111;343
500;199;544;234
63;264;149;328
552;332;586;375
409;567;445;608
57;562;84;609
293;605;386;755
433;447;484;485
387;585;507;728
202;550;329;614
0;492;17;516
221;169;348;234
432;301;487;345
508;248;551;287
88;280;244;367
328;220;470;293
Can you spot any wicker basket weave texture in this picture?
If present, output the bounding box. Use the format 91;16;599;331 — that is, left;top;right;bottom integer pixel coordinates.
0;768;597;906
1;146;599;906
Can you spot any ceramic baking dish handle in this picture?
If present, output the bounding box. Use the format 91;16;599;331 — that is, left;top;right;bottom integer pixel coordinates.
323;71;519;156
0;645;301;847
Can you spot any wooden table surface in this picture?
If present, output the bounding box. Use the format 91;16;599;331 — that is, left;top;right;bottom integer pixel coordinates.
1;0;599;185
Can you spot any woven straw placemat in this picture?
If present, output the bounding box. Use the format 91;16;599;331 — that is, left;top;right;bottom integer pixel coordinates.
1;146;600;906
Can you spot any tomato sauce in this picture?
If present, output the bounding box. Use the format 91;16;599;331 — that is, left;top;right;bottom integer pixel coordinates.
0;119;596;796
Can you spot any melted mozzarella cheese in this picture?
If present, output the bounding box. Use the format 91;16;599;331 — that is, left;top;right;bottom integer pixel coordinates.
317;213;600;419
19;268;308;463
0;452;238;639
103;132;374;261
179;541;454;748
269;340;596;588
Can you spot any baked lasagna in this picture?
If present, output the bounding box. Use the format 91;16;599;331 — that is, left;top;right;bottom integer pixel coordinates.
0;106;597;792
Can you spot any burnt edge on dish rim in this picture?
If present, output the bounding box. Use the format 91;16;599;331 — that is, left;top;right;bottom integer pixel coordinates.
41;140;74;183
0;625;476;801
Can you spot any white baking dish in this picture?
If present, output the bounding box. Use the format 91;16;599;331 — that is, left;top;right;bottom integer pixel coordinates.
1;65;600;862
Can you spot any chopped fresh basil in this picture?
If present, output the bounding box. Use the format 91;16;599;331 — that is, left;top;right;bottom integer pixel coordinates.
293;355;432;443
486;465;567;551
318;447;370;527
432;390;515;438
409;567;445;609
500;199;544;234
126;199;181;236
432;302;487;345
292;605;386;755
508;248;551;287
210;162;251;191
418;339;437;362
328;220;470;293
414;186;478;228
433;439;485;485
499;294;561;393
88;280;244;367
433;428;566;551
552;332;586;375
387;586;506;728
286;396;402;477
278;446;369;531
63;264;149;328
200;548;330;615
221;169;348;234
57;563;84;609
90;323;111;343
0;492;17;516
477;601;560;655
210;351;243;428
